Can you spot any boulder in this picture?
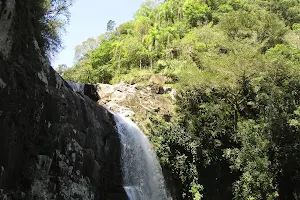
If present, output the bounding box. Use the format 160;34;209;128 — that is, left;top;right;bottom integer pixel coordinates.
157;86;173;94
67;81;100;102
163;86;172;93
130;78;136;85
170;89;177;101
149;75;167;85
149;84;162;94
96;84;115;99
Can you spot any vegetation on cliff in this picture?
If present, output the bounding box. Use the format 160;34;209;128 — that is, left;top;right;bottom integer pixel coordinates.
54;0;300;199
30;0;74;57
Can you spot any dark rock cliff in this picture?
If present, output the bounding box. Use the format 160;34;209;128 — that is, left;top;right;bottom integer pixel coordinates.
0;0;126;199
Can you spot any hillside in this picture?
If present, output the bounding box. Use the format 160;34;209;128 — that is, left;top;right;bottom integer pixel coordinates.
59;0;300;199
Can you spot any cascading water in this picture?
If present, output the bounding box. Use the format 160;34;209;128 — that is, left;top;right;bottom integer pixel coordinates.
114;114;169;200
66;81;84;93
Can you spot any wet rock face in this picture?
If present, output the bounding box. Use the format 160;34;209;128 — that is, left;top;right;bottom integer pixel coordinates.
83;84;100;102
0;0;15;59
0;59;124;200
0;0;125;199
66;81;100;102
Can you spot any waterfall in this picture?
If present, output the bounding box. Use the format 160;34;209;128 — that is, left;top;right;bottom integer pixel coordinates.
114;114;169;200
66;81;84;93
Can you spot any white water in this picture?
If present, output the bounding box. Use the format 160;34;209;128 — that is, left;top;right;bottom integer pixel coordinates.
114;114;169;200
66;81;84;93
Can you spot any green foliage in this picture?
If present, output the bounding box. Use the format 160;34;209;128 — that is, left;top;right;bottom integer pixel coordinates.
147;116;204;199
30;0;74;57
63;0;294;85
63;60;100;83
107;20;116;32
183;0;212;27
59;1;300;199
56;64;68;76
225;120;277;200
110;68;154;84
189;181;204;200
74;37;99;62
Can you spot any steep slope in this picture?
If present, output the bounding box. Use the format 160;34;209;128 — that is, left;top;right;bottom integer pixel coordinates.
0;1;126;199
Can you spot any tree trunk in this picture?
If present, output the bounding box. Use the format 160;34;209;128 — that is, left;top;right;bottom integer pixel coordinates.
140;59;142;69
118;49;121;69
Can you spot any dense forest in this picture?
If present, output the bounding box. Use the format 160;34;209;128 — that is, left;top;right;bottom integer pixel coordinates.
53;0;300;199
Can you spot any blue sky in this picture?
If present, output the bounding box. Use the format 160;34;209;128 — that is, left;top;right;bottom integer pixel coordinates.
52;0;143;69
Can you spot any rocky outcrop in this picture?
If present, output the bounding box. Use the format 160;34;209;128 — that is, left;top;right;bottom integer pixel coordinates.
96;82;174;120
94;82;181;199
0;0;126;199
66;81;100;102
149;75;167;85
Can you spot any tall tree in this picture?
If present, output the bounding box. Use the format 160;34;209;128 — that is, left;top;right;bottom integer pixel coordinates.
56;64;68;76
107;20;116;32
74;37;99;62
30;0;75;57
